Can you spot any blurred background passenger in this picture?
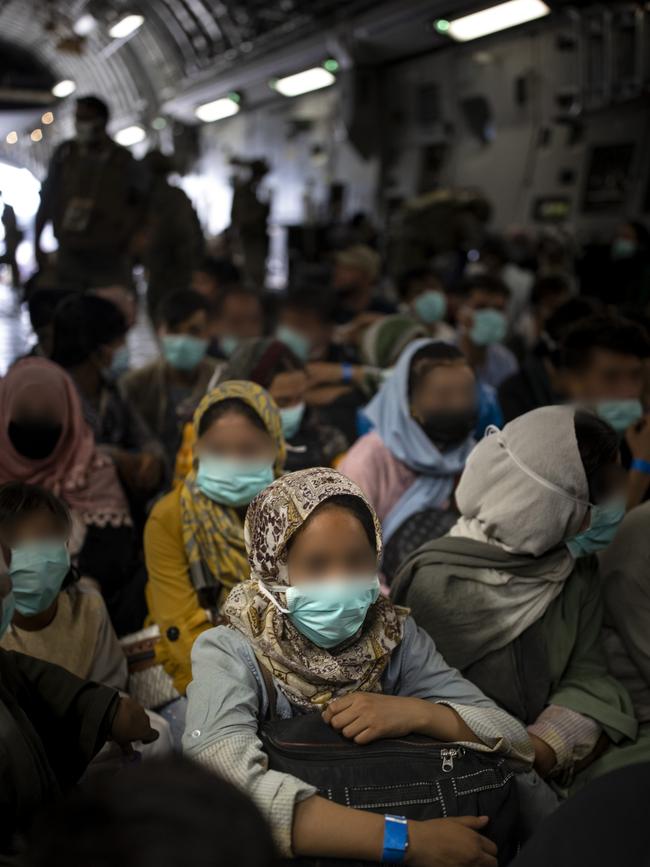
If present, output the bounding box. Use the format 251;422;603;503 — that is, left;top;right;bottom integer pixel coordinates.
396;266;456;341
208;286;265;359
456;274;518;390
50;294;164;502
140;150;204;319
34;95;143;289
122;290;218;466
218;337;347;471
192;255;242;306
560;315;650;509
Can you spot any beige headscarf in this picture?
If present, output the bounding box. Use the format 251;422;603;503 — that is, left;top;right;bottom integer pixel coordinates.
224;468;408;710
454;405;589;556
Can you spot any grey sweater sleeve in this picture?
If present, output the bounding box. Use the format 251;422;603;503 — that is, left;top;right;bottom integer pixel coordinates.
183;627;316;856
386;618;534;768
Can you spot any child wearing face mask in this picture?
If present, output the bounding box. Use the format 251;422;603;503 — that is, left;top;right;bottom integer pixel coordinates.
184;468;534;865
0;482;173;766
0;482;127;690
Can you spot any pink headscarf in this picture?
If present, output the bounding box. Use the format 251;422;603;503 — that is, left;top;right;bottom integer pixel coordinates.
0;358;131;527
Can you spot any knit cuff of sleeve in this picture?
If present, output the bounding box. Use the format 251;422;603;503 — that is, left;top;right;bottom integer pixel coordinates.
528;704;601;771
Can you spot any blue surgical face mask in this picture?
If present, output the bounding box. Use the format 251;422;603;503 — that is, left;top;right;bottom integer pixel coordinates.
566;497;626;559
596;400;643;434
276;325;311;363
10;540;71;616
612;238;637;260
107;345;130;379
279;402;306;440
413;290;447;325
162;334;208;372
196;454;274;507
470;309;507;346
0;590;15;638
261;576;380;649
219;335;240;358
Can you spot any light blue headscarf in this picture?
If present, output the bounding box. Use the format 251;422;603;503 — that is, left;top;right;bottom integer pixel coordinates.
364;338;475;543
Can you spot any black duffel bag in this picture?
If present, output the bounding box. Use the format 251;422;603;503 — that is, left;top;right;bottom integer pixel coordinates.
258;667;520;866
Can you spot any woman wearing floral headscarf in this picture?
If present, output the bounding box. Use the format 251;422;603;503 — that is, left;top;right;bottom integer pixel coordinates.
144;380;285;697
183;468;533;864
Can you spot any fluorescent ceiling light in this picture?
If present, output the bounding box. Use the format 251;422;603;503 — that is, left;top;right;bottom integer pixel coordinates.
272;67;335;98
195;98;240;123
114;125;146;146
52;79;76;98
73;14;96;36
109;14;145;39
442;0;550;42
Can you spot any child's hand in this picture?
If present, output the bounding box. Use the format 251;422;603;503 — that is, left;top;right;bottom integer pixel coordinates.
322;693;424;744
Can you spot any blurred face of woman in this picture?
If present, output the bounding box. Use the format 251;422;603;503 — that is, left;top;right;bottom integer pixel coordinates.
269;370;308;409
196;410;276;463
285;505;376;586
410;361;476;419
8;385;63;461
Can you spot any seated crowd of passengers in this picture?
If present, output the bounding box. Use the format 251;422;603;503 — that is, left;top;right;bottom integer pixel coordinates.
2;208;650;867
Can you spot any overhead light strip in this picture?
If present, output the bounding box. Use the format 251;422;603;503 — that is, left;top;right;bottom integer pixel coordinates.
114;125;146;146
195;97;240;123
272;67;335;98
437;0;550;42
109;14;145;39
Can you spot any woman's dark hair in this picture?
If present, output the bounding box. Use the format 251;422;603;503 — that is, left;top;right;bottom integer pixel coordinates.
23;757;278;867
0;481;71;534
50;294;127;368
156;289;212;329
198;397;269;438
408;343;467;396
562;315;650;371
198;256;241;287
574;410;620;503
253;341;303;390
287;493;376;554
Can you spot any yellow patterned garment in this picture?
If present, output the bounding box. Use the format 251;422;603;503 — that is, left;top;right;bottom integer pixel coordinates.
180;380;286;594
145;380;285;694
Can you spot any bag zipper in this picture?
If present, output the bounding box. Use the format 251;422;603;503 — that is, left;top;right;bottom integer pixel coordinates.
264;737;466;772
441;747;461;772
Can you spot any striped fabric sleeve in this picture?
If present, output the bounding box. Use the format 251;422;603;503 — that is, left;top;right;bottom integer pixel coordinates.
438;701;535;769
527;704;601;771
192;732;317;857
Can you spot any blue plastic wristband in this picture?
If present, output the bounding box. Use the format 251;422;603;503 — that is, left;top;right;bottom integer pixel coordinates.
632;458;650;475
382;815;409;864
341;362;353;384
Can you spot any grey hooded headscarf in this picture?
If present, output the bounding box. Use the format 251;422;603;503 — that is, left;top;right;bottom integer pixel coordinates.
455;404;589;556
392;406;590;672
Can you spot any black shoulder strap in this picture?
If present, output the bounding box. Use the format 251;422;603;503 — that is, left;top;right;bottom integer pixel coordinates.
256;656;278;721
